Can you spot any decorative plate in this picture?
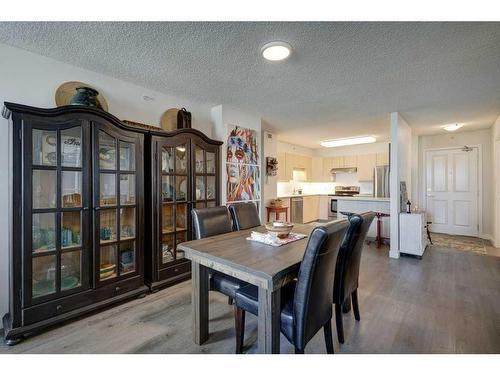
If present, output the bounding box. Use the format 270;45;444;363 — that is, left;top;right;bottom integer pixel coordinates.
61;276;79;290
55;81;109;112
32;279;55;297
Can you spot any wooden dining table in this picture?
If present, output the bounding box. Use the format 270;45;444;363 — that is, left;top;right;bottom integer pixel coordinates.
177;223;316;354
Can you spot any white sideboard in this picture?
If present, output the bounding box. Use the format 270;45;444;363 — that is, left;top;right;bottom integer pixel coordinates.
399;212;428;258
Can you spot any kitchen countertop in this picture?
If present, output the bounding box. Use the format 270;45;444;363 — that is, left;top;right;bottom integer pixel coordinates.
335;196;390;202
277;194;390;202
277;194;326;199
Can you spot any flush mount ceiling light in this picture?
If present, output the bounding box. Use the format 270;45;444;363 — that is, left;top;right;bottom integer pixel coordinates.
443;123;464;132
261;41;292;61
320;136;377;148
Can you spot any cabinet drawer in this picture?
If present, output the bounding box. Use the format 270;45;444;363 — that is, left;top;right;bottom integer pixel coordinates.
23;277;143;326
159;261;191;281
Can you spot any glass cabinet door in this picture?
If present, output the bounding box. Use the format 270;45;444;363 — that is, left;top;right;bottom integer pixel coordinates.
30;125;86;302
194;144;217;209
159;142;189;267
97;130;138;282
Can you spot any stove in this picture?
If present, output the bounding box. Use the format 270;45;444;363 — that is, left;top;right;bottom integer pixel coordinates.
332;185;360;196
328;186;360;219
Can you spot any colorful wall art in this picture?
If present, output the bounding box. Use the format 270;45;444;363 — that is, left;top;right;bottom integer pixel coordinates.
226;126;258;165
226;125;260;204
226;163;260;202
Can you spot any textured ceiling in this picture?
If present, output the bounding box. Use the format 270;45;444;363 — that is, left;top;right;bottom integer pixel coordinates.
1;22;499;148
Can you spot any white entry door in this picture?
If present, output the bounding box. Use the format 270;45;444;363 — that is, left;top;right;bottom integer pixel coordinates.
425;147;478;236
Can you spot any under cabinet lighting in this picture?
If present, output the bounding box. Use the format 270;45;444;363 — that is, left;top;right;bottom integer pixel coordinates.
443;123;463;132
320;136;376;148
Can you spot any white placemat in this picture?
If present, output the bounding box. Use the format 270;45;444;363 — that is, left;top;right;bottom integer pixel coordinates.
246;231;307;247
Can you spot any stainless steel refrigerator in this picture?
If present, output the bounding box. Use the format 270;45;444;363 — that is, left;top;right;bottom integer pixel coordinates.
373;165;390;197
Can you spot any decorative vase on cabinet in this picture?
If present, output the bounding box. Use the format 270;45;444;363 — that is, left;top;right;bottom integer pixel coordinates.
2;102;148;345
144;129;222;291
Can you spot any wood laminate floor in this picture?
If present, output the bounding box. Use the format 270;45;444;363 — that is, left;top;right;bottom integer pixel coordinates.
1;242;499;354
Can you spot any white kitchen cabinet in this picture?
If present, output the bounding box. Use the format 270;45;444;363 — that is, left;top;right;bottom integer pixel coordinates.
376;151;389;166
357;153;376;182
319;195;330;220
343;155;357;168
311;156;323;182
399;212;428;258
277;152;288;181
322;157;334;181
303;195;320;223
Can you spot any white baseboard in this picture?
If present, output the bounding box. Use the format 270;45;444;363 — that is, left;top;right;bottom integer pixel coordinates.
389;250;400;259
479;233;494;245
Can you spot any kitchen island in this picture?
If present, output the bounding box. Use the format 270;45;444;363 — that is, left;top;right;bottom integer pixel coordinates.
336;196;390;239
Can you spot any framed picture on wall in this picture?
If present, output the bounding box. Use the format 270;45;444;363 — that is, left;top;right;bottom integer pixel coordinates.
225;125;261;206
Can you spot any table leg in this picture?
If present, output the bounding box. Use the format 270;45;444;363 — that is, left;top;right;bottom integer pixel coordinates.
286;209;288;222
192;261;209;344
257;286;281;354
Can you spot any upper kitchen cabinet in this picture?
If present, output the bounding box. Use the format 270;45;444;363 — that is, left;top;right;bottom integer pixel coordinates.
331;155;357;169
277;152;288;181
311;156;323;182
357;153;376;181
343;155;357;168
282;153;313;182
332;156;343;169
322;157;334;181
376;151;390;166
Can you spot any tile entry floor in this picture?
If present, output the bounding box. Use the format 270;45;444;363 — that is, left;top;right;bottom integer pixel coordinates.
1;242;499;354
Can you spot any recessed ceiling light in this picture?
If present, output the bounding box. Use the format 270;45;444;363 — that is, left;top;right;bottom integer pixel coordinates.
320;136;377;148
443;123;463;132
261;41;292;61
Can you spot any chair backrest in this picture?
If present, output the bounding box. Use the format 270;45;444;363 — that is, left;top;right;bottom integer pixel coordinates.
191;206;233;240
333;212;376;305
293;219;349;350
228;202;261;231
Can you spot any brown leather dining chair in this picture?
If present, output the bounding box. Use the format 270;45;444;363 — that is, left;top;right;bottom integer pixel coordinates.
191;206;249;305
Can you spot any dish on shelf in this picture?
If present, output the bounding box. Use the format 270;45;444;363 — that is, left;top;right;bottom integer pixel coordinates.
62;192;81;207
265;221;294;239
162;245;174;263
100;263;116;279
61;275;79;290
32;279;55;297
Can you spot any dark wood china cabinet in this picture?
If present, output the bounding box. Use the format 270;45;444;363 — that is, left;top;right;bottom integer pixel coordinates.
2;103;149;345
145;129;222;291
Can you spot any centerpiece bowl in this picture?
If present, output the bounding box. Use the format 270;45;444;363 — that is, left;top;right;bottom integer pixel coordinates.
265;221;294;239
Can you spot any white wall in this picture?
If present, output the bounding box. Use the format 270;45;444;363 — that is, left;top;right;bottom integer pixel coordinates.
0;43;227;328
390;112;412;259
277;141;315;157
417;128;494;240
263;131;278;211
491;116;500;247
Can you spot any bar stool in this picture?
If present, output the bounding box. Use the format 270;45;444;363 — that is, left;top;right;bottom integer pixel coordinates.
426;220;433;244
375;212;390;248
